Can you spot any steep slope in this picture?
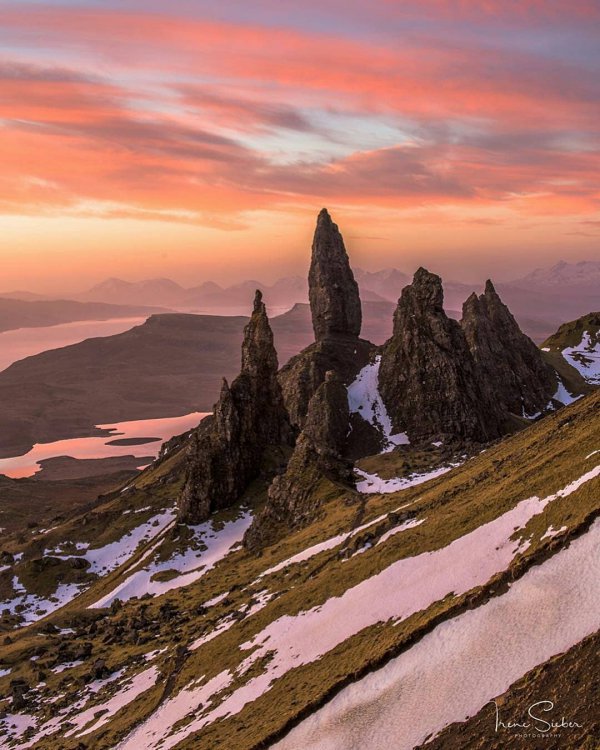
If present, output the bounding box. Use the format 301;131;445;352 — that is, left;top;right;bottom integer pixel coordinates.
542;311;600;388
0;390;598;749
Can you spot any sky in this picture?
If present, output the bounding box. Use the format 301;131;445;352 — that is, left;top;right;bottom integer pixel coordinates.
1;0;599;293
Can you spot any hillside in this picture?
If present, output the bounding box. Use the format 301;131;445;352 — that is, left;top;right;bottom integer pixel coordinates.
0;212;596;750
0;389;597;749
0;299;167;334
542;311;600;389
0;302;394;458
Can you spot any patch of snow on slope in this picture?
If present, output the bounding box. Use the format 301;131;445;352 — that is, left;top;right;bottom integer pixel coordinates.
260;509;409;577
562;331;600;384
114;463;600;750
348;357;409;451
84;509;177;574
541;525;567;540
68;666;160;738
553;376;582;406
11;665;159;748
355;464;459;494
0;713;36;739
1;578;82;625
376;518;425;545
89;511;252;608
273;518;600;750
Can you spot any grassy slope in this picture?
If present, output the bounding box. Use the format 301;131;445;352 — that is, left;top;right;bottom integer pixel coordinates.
0;391;598;749
540;311;600;397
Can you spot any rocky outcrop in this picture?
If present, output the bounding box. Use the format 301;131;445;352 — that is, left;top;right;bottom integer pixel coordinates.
279;209;372;430
244;371;354;551
278;337;373;430
179;291;292;523
461;280;557;416
379;268;503;444
309;208;362;341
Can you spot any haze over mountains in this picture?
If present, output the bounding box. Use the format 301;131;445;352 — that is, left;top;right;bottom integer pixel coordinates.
2;260;598;342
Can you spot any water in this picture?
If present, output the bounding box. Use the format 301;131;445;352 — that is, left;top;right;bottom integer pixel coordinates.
0;317;147;372
0;412;208;478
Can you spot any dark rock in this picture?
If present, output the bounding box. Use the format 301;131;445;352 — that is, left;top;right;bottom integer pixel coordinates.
179;290;292;523
10;679;29;710
278;337;373;430
278;209;372;431
379;268;503;444
0;551;14;565
245;371;354;551
309;208;362;341
88;659;111;681
67;557;89;570
461;280;557;416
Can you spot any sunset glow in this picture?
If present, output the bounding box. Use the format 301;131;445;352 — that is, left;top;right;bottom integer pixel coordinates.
1;1;599;291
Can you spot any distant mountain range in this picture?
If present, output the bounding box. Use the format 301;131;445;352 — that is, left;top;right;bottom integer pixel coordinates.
2;260;596;341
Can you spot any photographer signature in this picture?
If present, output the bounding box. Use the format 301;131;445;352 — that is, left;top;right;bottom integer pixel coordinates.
491;700;583;733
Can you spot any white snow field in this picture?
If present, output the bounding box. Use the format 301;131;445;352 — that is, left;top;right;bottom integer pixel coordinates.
355;464;459;494
273;517;600;750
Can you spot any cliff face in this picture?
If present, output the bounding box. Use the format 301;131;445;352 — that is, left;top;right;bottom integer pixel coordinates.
378;268;503;444
178;291;292;523
461;281;557;416
244;371;354;551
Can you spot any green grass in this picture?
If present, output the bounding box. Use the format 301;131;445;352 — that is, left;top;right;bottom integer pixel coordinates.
0;391;599;750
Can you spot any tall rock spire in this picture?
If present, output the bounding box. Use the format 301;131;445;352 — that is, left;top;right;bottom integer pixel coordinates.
178;290;292;523
461;280;556;416
308;208;362;341
278;209;372;430
378;268;503;444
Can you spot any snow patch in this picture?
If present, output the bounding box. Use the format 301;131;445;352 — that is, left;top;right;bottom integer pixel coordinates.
347;357;409;452
561;331;600;384
355;463;459;494
89;511;252;608
553;376;581;406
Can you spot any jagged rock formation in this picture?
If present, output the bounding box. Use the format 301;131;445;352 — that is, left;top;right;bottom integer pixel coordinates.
244;371;354;551
461;281;557;416
279;209;373;429
309;208;362;341
179;291;292;523
379;268;503;444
